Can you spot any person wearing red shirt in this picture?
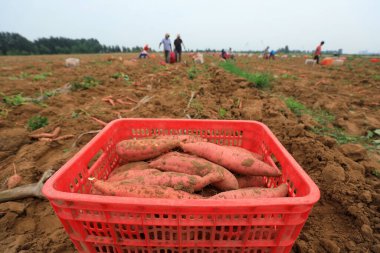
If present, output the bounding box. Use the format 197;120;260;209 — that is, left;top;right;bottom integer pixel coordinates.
138;44;150;59
314;41;325;64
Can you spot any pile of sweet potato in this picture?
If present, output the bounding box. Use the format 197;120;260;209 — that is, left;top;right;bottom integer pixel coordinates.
89;135;288;200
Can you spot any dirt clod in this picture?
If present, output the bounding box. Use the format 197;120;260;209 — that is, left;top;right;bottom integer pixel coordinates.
320;238;341;253
359;190;372;203
322;163;345;183
361;224;374;241
338;143;367;161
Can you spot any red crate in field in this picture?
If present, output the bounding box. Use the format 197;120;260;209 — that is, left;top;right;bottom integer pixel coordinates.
42;119;320;253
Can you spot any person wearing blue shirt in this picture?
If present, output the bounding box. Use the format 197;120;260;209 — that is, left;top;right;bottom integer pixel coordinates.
159;33;172;63
269;50;276;60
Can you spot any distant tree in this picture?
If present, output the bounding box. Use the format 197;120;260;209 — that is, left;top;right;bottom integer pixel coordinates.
284;45;289;54
0;32;35;55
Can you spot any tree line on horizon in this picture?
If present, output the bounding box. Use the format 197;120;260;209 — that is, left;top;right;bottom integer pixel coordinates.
1;31;347;56
0;32;146;55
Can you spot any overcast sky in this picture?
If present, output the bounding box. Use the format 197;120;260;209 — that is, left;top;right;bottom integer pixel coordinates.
1;0;379;53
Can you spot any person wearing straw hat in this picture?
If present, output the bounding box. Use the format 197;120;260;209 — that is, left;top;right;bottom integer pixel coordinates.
159;33;172;63
174;34;186;62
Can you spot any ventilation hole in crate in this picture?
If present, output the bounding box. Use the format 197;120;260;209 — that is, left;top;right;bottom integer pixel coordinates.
88;150;103;170
204;230;211;240
79;184;84;193
69;183;74;192
270;154;281;168
165;231;171;240
73;177;78;186
196;230;203;240
254;230;261;240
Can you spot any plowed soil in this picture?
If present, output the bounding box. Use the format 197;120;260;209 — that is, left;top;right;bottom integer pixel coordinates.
0;53;379;253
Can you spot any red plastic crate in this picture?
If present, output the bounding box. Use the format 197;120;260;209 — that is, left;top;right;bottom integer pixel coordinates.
43;119;320;253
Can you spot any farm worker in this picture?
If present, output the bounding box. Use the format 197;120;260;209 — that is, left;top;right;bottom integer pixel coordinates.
269;50;276;60
138;44;149;59
228;47;235;60
174;34;186;62
263;46;269;59
159;33;172;63
314;41;325;64
221;49;228;60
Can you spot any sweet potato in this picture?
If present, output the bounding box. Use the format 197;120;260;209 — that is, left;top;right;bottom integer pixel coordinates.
116;138;179;162
29;127;61;139
109;162;150;178
89;178;203;199
210;183;288;199
7;163;22;189
155;135;207;143
91;116;107;127
113;171;209;193
149;152;238;191
180;142;281;177
108;168;160;182
226;146;264;161
237;176;266;188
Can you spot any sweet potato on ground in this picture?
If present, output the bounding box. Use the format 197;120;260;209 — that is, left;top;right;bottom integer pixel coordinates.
7;164;22;189
180;142;281;177
237;176;266;188
109;162;150;178
89;178;203;199
210;183;288;199
149;152;238;191
116;138;179;162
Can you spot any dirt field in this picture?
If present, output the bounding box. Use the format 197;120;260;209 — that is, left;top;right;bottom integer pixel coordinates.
0;53;379;253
